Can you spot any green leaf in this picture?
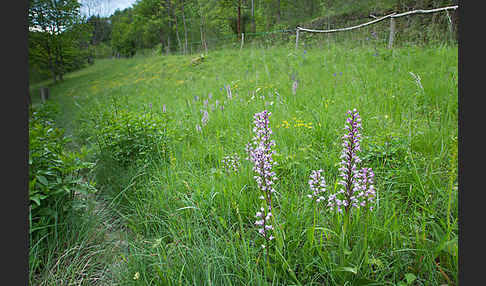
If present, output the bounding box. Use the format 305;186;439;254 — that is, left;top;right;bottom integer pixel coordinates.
31;196;41;206
36;175;48;186
404;273;416;284
336;266;357;274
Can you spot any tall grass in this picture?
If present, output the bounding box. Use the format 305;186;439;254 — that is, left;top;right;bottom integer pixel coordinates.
32;39;457;285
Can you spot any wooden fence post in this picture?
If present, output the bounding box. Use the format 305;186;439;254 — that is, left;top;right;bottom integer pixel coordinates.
40;87;49;103
445;10;454;35
295;28;300;50
388;17;396;48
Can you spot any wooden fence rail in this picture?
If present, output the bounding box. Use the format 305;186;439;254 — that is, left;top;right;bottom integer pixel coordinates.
295;5;458;49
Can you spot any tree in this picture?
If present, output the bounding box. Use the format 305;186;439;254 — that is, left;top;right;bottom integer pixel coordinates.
87;15;112;45
29;0;90;83
110;8;137;57
181;0;189;54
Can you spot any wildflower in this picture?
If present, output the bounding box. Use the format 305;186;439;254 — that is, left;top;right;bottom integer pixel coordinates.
222;154;241;173
201;110;209;126
194;95;200;101
246;110;278;247
162;104;166;113
195;124;202;132
308;169;327;203
292;80;298;95
133;272;140;280
208;92;213;100
356;167;376;211
328;109;362;213
203;99;208;107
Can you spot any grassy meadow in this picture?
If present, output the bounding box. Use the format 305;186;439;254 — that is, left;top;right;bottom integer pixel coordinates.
29;40;458;286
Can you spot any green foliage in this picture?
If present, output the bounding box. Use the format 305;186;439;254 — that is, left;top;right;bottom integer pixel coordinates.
29;102;96;235
362;134;410;170
91;109;172;168
28;0;92;82
91;42;113;59
87;15;112;45
111;10;138;57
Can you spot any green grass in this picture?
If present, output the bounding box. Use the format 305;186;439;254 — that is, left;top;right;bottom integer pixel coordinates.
30;38;457;286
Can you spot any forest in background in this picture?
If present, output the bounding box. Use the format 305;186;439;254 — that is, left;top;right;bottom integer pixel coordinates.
28;0;458;84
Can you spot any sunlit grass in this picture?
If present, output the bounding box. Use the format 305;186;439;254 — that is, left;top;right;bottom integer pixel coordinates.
31;40;457;285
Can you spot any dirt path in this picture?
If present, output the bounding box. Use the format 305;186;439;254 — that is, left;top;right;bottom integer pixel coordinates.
76;189;131;285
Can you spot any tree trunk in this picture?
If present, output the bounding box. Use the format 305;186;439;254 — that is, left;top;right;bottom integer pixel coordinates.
166;0;172;54
199;3;207;54
181;0;188;54
309;0;315;17
251;0;255;34
276;0;281;23
58;39;64;81
40;87;49;103
43;33;56;84
200;24;207;54
453;0;459;42
388;17;396;49
237;0;242;39
172;1;182;53
159;28;164;55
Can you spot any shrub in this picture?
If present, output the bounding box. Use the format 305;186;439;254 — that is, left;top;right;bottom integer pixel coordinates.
92;110;172;168
29;103;96;234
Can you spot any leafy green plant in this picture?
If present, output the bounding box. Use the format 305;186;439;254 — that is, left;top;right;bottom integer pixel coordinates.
29;104;96;222
92;109;172;168
361;135;409;171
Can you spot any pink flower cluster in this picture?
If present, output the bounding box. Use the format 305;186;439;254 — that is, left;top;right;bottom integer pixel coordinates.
307;169;327;203
246;110;278;247
355;167;376;211
310;109;376;213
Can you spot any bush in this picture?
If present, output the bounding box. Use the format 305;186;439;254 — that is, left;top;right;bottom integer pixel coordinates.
93;42;113;59
91;109;172;168
29;103;96;232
